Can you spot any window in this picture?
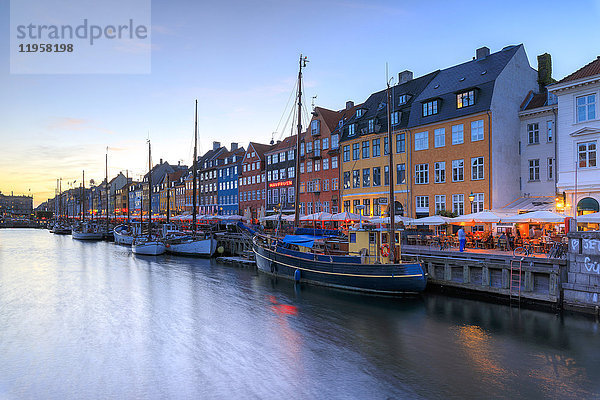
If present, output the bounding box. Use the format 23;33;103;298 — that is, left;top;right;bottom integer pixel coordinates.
434;161;446;183
352;143;360;160
362;168;370;187
356;109;364;118
362;141;370;158
384;165;389;186
323;158;329;170
435;195;446;213
434;128;445;148
415;131;429;150
397;163;406;184
471;157;484;180
273;169;279;181
288;149;295;160
372;138;381;157
348;124;356;136
352;200;360;213
577;94;596;122
306;141;313;153
457;90;475;108
548;158;554;180
471;193;484;213
343;145;350;162
352;170;360;188
288;187;295;203
280;152;286;162
323;179;329;191
280;168;286;179
527;123;539;144
332;134;339;149
546;121;553;142
332;156;338;169
363;199;370;216
391;111;400;125
384;137;389;155
267;170;272;181
452;159;464;182
368;119;375;133
343;200;350;212
452;124;464;145
300;163;304;174
529;159;540;181
288;166;295;178
373;167;381;186
307;161;313;173
396;133;405;153
300;142;305;156
311;119;321;135
471;120;484;142
343;172;350;189
452;194;464;215
578;141;597;168
314;160;320;172
398;94;409;105
300;183;305;193
322;137;329;150
415;163;428;184
422;100;439;116
267;190;272;204
416;196;429;212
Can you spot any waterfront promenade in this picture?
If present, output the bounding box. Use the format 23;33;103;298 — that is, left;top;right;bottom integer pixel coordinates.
0;229;599;399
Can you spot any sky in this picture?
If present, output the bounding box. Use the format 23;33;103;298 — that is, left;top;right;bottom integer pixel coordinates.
1;0;600;206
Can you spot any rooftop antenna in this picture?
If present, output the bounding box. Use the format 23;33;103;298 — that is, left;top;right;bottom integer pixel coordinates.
270;132;276;145
311;95;317;110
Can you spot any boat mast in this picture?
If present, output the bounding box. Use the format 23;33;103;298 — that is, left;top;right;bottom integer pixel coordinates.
148;140;152;239
293;54;307;228
105;149;109;233
192;99;198;234
82;170;85;222
126;170;130;223
386;77;397;263
166;174;170;224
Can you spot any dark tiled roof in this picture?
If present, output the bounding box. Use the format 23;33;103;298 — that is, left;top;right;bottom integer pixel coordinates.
408;45;522;127
557;56;600;84
248;142;273;160
315;107;343;132
522;92;548;110
267;135;297;153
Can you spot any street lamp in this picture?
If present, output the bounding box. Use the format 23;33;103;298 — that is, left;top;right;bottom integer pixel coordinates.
468;191;475;213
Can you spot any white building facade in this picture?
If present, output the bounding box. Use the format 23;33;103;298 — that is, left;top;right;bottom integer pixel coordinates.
549;57;600;217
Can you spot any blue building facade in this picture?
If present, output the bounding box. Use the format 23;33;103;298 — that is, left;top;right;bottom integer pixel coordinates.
217;145;244;215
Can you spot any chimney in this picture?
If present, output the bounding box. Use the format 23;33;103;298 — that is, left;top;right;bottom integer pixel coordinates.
159;158;163;164
231;142;238;151
476;46;490;60
537;53;553;93
398;70;413;84
346;101;354;110
213;141;220;150
178;160;180;166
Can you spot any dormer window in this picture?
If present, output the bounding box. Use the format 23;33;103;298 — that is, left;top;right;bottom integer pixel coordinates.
356;109;364;118
457;90;475;109
390;111;400;125
547;91;557;106
368;119;375;133
348;123;356;136
398;94;410;105
338;119;344;128
423;100;439;117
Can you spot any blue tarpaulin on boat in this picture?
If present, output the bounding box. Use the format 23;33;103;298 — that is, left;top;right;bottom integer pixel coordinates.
282;234;327;248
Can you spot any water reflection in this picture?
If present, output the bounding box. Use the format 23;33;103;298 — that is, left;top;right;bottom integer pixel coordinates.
0;229;599;399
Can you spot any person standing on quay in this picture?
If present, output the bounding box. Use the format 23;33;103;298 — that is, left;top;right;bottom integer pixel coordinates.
458;227;466;252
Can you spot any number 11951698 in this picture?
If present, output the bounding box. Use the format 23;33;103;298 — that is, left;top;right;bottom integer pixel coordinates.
19;44;73;53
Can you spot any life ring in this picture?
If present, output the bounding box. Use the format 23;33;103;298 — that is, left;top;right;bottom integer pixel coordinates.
380;244;390;257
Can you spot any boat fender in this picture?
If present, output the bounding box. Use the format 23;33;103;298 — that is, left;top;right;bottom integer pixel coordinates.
217;246;224;254
294;269;301;283
165;243;170;248
380;244;390;257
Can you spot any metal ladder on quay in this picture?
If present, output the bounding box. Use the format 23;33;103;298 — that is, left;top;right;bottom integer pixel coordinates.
509;257;523;304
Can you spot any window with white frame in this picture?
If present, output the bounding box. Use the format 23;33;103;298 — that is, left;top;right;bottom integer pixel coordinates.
452;159;464;182
423;100;438;117
288;149;294;160
452;124;464;145
415;131;429;150
391;111;400;125
368;119;375;133
288;187;295;203
311;119;321;135
435;195;446;213
415;163;429;184
273;169;279;180
471;157;484;180
452;194;464;215
348;124;356;136
332;156;338;169
322;158;329;170
434;161;446;183
352;143;360;160
272;189;279;204
332;134;339;149
548;158;554;180
314;160;320;172
578;141;597;168
300;163;304;174
280;168;286;179
416;196;429;212
288;166;295;178
434;128;445;147
577;94;596;122
322;138;329;150
471;120;484;141
307;161;313;173
528;123;539;144
529;159;540;180
547;120;553;142
471;193;484;213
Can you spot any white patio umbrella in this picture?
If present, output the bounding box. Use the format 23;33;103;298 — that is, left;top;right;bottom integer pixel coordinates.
300;212;334;221
259;214;280;221
370;215;412;224
409;215;453;226
577;212;600;223
329;211;362;221
451;210;512;224
243;208;252;221
501;210;566;223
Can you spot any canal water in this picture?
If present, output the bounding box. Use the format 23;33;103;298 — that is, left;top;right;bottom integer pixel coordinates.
1;229;599;399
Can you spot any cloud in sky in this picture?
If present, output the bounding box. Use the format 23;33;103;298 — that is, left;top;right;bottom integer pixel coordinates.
46;117;116;135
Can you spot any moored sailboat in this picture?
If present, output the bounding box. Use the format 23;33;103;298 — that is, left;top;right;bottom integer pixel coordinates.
73;170;104;240
251;55;427;294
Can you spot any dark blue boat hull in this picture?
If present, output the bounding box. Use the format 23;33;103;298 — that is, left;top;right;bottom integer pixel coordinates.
253;240;427;294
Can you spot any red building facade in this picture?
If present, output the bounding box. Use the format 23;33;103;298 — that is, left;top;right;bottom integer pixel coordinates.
239;142;272;219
